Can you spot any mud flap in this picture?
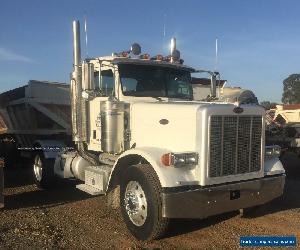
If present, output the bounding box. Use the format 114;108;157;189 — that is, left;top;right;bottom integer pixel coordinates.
106;186;120;209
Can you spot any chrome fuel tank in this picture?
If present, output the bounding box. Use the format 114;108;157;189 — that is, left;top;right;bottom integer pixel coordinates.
100;100;125;154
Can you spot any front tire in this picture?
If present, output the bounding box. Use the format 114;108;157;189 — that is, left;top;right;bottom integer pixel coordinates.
32;153;55;189
120;164;169;241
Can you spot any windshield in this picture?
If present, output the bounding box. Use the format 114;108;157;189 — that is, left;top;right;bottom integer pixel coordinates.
118;64;193;100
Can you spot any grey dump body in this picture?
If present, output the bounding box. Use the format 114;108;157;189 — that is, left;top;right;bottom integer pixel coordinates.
0;80;71;157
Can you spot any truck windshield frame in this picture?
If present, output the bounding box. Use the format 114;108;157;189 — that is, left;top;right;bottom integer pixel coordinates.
118;64;193;100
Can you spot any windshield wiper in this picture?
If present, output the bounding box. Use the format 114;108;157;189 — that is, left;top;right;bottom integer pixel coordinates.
168;94;191;100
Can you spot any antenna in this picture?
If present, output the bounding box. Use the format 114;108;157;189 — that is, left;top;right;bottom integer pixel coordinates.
163;13;166;38
215;37;221;98
84;15;88;58
215;37;218;71
163;13;166;53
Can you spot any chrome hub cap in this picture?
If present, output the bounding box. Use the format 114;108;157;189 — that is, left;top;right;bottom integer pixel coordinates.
33;155;43;182
124;181;147;226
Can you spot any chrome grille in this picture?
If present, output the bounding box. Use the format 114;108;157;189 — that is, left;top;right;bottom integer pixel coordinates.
209;115;262;177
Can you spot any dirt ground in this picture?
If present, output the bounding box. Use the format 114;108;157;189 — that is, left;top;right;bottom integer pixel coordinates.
0;153;300;250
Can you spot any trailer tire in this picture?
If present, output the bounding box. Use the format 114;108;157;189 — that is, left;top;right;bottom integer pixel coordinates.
120;164;169;241
1;138;20;168
32;153;55;189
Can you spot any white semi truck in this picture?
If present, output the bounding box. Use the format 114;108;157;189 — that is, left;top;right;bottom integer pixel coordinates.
29;20;285;240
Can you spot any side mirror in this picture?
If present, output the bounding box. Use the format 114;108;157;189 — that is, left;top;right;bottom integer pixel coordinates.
82;61;95;90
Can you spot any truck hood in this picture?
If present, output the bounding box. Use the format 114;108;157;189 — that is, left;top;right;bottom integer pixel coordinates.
130;101;203;151
130;101;264;152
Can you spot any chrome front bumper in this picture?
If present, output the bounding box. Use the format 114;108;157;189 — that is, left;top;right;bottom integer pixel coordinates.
161;174;285;218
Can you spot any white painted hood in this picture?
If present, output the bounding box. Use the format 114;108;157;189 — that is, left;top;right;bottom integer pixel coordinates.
130;101;200;152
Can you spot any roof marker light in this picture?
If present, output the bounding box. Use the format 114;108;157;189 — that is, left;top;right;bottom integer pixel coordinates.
121;51;129;57
156;54;163;61
139;53;150;60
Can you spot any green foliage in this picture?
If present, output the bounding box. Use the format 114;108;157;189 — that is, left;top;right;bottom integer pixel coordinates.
260;101;278;110
282;74;300;104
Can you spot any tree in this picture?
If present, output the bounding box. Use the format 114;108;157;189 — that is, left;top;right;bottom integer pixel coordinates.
260;101;277;110
282;74;300;104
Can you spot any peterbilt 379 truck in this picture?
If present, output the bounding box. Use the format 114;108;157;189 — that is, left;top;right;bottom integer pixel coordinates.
29;21;286;240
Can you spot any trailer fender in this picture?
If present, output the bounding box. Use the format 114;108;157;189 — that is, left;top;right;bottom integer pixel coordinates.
107;147;197;191
33;140;66;159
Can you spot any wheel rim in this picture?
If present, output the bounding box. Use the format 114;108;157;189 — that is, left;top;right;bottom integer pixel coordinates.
33;155;43;182
124;181;147;226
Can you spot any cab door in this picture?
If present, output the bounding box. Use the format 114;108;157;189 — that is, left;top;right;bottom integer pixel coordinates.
88;65;116;151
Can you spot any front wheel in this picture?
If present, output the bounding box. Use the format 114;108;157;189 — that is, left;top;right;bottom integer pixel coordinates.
120;164;169;241
32;153;55;189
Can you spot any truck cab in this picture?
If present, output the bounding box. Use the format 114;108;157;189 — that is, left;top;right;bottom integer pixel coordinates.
86;56;195;152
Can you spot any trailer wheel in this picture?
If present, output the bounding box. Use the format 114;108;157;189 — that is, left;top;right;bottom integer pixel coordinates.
32;153;55;189
120;164;169;241
1;138;20;168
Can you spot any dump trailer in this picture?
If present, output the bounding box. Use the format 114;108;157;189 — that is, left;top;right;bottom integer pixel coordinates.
0;80;72;165
29;20;285;241
192;77;258;104
266;104;300;156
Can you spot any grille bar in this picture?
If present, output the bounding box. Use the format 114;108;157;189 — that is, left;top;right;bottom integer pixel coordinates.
248;118;253;172
234;116;239;174
220;116;224;176
209;115;262;177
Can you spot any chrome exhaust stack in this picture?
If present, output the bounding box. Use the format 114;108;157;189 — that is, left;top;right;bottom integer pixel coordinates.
170;38;176;58
73;20;81;69
210;73;217;98
71;20;98;165
170;37;181;63
71;20;82;142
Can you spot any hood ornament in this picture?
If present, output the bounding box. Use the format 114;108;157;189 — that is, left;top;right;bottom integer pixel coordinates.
233;99;243;113
233;106;244;114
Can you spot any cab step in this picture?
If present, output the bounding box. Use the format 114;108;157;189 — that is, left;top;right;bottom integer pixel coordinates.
75;165;111;195
76;184;104;195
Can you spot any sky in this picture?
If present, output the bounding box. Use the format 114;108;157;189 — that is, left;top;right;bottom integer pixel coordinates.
1;0;300;103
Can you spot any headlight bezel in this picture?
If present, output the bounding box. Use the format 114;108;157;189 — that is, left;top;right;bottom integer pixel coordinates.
161;152;199;167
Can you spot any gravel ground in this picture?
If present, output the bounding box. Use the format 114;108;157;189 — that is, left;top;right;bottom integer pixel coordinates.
0;153;300;250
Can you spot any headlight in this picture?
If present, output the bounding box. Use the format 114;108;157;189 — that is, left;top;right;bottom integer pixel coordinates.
161;152;198;167
265;145;281;159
